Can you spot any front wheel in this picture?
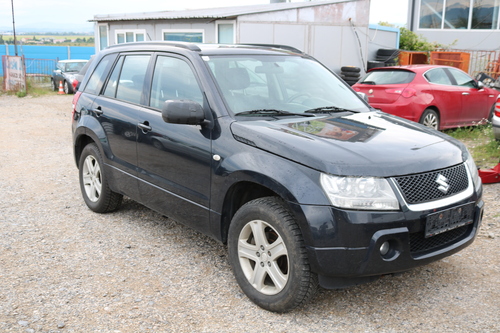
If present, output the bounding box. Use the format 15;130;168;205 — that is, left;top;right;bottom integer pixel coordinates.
79;143;123;213
420;109;440;130
228;197;318;312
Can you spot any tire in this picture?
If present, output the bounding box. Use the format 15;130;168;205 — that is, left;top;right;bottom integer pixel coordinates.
79;143;123;213
228;197;318;312
341;72;361;78
377;48;399;57
420;109;440;130
340;66;360;73
63;80;72;94
367;61;385;70
51;78;58;91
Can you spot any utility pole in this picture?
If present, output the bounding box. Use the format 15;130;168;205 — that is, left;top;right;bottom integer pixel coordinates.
11;0;18;56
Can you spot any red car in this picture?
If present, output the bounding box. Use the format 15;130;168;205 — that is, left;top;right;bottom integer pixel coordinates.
353;65;499;130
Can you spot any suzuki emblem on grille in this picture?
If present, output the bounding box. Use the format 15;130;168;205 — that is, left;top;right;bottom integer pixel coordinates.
436;174;450;194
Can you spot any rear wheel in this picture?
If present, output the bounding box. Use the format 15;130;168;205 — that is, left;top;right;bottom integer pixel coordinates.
228;197;318;312
79;143;122;213
63;80;71;94
420;109;439;130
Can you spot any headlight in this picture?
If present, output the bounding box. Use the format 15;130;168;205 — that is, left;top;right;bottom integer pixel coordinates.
320;174;399;210
464;149;481;191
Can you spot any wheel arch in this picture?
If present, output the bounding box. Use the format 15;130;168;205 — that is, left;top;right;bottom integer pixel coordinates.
215;165;327;246
73;117;109;168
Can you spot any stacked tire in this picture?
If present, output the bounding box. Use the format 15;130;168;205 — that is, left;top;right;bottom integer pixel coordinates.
376;48;399;66
340;66;361;86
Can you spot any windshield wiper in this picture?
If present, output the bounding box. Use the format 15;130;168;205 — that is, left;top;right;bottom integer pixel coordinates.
235;109;315;117
304;106;358;114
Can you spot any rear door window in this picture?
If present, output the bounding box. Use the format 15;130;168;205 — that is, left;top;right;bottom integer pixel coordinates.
425;68;453;85
103;55;151;105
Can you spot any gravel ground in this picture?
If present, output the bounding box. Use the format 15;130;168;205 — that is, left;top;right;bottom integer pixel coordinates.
0;93;499;333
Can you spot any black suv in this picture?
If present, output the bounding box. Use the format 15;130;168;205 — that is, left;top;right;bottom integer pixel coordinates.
72;42;484;312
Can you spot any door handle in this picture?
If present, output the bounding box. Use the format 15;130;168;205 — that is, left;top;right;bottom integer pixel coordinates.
92;106;103;115
462;92;470;95
138;122;152;132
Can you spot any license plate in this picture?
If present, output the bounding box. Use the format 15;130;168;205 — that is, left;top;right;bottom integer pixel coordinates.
425;203;474;238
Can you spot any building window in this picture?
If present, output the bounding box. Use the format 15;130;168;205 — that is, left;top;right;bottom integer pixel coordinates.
116;30;146;44
419;0;500;30
471;0;500;29
217;22;235;43
98;25;108;51
162;30;204;43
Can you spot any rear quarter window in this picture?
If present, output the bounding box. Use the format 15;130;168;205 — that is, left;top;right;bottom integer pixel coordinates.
360;70;415;85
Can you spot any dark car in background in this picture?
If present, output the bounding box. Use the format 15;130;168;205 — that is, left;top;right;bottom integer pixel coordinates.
353;65;499;130
72;42;484;312
51;59;88;94
72;56;95;92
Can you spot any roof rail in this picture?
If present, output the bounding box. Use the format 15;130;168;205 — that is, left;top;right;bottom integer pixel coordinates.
240;44;304;54
107;41;201;52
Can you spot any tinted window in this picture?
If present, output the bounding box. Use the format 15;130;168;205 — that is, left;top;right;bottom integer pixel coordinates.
84;55;114;95
103;55;151;105
150;56;203;109
360;70;415;85
425;68;452;85
103;56;124;98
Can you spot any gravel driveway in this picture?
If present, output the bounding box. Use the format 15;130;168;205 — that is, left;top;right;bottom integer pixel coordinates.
0;94;499;332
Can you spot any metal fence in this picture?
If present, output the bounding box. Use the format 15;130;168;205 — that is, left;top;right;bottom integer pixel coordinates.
441;49;500;79
24;58;57;84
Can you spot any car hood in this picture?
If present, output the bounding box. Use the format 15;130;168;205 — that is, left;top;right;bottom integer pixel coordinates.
230;111;466;177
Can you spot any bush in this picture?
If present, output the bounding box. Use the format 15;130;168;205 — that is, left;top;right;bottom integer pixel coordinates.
399;27;441;51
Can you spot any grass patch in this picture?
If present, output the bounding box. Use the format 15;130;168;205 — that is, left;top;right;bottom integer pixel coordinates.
444;125;500;169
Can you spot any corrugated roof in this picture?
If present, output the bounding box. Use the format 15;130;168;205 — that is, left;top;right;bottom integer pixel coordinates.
91;0;353;22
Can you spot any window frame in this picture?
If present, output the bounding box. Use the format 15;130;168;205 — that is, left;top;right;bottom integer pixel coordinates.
98;24;109;51
162;29;205;43
216;21;236;44
418;0;500;30
115;29;146;44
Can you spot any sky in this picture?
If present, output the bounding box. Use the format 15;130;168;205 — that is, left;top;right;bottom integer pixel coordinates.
1;0;408;32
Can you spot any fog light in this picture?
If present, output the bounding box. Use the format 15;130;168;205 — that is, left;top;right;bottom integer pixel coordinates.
380;241;390;256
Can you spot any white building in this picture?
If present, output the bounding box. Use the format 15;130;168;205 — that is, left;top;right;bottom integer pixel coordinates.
91;0;398;74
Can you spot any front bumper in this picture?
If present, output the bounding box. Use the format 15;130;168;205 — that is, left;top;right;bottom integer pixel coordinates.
293;196;484;289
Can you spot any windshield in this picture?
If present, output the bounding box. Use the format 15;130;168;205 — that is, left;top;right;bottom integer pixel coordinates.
203;55;369;115
63;61;87;72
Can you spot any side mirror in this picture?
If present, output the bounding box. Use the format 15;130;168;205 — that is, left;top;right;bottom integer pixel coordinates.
357;92;369;103
476;81;485;89
161;100;205;125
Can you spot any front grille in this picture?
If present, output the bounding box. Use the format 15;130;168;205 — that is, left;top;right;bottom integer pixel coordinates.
394;164;469;204
409;224;470;255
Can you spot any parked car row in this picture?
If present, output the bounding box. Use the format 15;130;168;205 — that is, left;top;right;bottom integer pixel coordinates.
352;65;499;130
